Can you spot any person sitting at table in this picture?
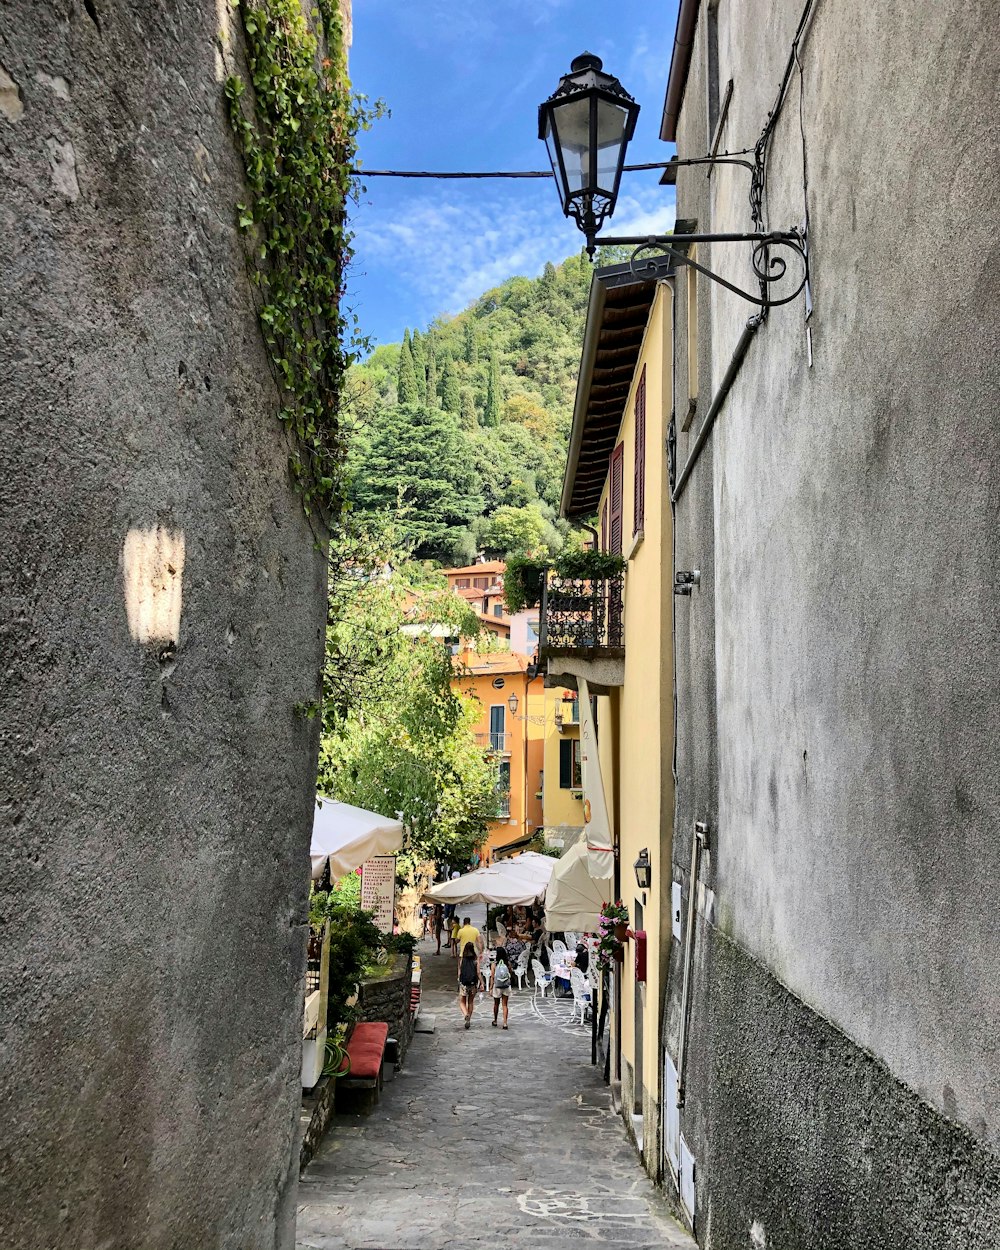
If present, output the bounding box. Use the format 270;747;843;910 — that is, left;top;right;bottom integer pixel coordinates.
574;941;590;975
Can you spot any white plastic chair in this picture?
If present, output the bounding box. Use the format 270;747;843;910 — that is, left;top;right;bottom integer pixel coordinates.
479;950;493;995
570;968;591;1025
495;920;507;945
514;948;530;990
531;957;553;999
552;939;568;962
564;932;580;948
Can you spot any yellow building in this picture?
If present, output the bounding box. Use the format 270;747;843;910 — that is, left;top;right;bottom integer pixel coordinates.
538;259;674;1175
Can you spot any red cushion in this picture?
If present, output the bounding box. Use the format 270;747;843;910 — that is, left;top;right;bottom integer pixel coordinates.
343;1022;389;1080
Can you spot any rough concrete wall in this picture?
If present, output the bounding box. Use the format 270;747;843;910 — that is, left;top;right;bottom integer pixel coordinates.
357;953;415;1064
667;0;1000;1242
0;4;328;1248
685;926;1000;1250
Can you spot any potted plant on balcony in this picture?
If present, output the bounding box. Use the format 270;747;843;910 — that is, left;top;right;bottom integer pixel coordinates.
502;555;550;613
553;550;627;581
597;899;630;968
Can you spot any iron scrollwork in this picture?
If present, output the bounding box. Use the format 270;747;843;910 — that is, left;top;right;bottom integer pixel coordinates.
625;230;809;308
541;572;625;652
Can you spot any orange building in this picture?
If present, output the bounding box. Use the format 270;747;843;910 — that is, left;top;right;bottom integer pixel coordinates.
453;649;545;863
442;561;512;643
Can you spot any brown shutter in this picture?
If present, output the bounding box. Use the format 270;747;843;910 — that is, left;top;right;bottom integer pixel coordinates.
601;499;608;552
633;366;646;536
609;443;624;556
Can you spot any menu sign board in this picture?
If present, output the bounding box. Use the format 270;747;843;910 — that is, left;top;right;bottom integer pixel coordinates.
360;855;396;933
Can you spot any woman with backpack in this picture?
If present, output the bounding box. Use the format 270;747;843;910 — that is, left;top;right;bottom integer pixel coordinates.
491;946;513;1029
457;941;482;1029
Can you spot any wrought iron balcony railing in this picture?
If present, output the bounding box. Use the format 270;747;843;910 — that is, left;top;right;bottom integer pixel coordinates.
476;732;511;754
539;571;625;655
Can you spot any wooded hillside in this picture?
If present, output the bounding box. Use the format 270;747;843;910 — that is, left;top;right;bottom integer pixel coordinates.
345;250;616;563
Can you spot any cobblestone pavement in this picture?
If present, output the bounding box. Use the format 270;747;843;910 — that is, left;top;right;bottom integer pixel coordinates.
297;905;695;1250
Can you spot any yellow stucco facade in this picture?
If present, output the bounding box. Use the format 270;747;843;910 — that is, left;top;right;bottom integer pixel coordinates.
592;280;674;1167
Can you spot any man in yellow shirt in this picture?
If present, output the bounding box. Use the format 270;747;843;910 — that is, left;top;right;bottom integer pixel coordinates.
455;917;483;956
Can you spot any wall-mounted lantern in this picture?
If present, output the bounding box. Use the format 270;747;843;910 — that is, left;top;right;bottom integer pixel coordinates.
507;692;520;716
634;847;652;891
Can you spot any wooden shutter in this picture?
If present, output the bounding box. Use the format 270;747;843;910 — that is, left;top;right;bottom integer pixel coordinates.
601;499;608;552
633;366;646;536
609;443;624;556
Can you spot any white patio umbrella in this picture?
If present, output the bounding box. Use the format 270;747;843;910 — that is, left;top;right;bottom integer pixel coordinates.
422;852;557;907
544;839;613;932
309;796;404;881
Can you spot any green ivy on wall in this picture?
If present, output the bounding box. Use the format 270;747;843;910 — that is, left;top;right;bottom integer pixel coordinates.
225;0;382;523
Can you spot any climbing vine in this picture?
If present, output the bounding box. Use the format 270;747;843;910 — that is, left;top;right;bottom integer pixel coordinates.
225;0;382;522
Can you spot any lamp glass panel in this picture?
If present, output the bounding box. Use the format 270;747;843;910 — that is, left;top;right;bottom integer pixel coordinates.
595;98;629;195
551;95;593;195
542;113;565;204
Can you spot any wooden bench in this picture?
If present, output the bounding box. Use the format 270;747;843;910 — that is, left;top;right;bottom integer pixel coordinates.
336;1021;389;1115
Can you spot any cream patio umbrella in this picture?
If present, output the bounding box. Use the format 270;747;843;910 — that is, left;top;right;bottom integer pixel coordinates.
544;839;614;933
309;796;404;881
421;852;557;907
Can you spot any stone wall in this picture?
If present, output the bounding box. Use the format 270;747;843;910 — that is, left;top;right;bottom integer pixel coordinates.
0;4;331;1247
358;952;415;1064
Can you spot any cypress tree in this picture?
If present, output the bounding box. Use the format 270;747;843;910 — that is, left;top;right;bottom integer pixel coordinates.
484;349;502;427
441;360;461;414
463;319;478;365
459;387;478;430
426;348;438;407
397;331;418;405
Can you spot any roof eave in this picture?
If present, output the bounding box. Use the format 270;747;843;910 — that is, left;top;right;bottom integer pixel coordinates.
559;272;610;520
659;0;700;142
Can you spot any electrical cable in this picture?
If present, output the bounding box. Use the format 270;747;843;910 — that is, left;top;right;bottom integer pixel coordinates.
351;161;673;179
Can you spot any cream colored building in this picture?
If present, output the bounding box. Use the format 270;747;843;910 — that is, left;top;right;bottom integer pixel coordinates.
539;259;674;1175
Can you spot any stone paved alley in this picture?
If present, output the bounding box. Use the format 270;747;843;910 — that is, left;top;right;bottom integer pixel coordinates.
297;907;695;1250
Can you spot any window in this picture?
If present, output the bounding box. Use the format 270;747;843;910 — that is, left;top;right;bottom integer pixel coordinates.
497;760;511;816
491;676;505;690
493;604;503;618
456;578;470;588
633;366;646;536
474;576;489;589
526;619;540;644
489;705;506;752
559;738;582;789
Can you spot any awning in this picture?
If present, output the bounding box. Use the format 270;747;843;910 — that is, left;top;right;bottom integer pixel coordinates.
422;852;557;906
309;796;404;881
493;832;538;859
544;839;613;933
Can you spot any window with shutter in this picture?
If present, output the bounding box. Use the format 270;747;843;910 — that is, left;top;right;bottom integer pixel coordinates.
609;443;624;555
559;738;573;788
601;500;608;552
634;367;646;536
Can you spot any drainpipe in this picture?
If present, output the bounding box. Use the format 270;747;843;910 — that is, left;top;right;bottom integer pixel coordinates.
676;820;709;1106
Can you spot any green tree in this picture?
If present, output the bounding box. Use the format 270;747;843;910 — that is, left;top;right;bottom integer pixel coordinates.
484;349;502;427
350;403;482;561
320;555;499;887
441;359;461;413
397;330;418;405
463;318;478;365
426;347;438;407
479;504;549;557
459;387;478;430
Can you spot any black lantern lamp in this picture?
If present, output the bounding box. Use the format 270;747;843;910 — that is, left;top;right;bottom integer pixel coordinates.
539;56;809;307
634;847;652;891
507;692;520;716
538;53;640;258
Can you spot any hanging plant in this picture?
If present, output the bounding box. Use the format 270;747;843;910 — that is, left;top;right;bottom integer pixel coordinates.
596;899;630;969
225;1;384;524
502;555;550;614
553;550;626;581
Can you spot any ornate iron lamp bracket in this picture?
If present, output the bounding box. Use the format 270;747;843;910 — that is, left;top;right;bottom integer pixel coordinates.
592;228;809;309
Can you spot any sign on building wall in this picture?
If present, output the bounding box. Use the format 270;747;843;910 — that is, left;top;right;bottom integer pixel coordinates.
361;855;396;933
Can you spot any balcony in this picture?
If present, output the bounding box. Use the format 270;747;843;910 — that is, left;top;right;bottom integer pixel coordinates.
538;571;625;693
476;732;511;754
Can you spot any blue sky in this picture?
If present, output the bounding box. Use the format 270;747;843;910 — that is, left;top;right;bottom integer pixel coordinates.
346;0;679;349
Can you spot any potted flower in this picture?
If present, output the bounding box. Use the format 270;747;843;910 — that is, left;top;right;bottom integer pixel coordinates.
597;899;630;968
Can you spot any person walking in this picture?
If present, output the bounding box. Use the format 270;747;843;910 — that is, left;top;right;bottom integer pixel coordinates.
457;941;482;1029
455;915;483;957
491;945;512;1030
449;915;460;958
433;904;444;955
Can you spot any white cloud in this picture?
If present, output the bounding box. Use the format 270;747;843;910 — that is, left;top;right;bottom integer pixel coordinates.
350;178;676;339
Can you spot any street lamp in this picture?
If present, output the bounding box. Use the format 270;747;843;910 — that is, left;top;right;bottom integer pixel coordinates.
634;848;652;891
507;692;520;716
539;55;809;307
538;53;640;257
